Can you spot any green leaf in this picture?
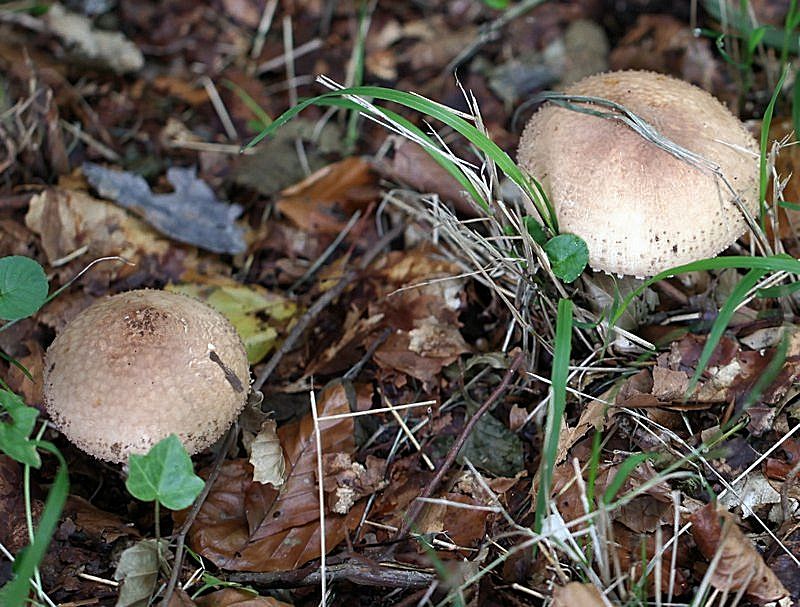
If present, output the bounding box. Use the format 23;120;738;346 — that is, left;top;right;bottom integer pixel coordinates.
0;389;41;467
461;411;524;477
126;435;204;510
523;216;548;246
544;234;589;282
602;453;653;504
0;256;48;321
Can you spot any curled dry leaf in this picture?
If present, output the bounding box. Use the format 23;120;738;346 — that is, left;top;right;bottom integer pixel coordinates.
249;420;286;487
691;502;789;604
551;581;607;607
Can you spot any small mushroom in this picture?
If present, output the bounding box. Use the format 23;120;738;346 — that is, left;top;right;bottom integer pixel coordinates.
518;70;759;278
43;289;250;463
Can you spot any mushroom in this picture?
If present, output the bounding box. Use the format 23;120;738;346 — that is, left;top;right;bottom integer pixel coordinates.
517;70;760;278
43;289;250;463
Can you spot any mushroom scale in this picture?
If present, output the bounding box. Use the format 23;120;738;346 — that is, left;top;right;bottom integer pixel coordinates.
43;289;251;463
517;70;759;277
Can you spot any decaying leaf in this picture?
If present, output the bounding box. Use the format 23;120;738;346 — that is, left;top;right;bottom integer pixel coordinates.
83;162;246;254
113;539;169;607
248;420;286;487
178;384;371;571
44;3;144;74
321;453;387;514
691;502;789;603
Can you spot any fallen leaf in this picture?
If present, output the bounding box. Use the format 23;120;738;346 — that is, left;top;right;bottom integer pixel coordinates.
83;162;246;254
691;502;789;603
167;281;298;364
551;582;606;607
249;420;286;487
195;588;292;607
275;157;377;236
44;3;144;74
179;384;371;571
114;539;170;607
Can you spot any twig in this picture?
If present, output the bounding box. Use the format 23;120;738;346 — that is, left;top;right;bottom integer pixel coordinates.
394;352;526;540
253;224;404;392
227;559;435;589
160;423;239;606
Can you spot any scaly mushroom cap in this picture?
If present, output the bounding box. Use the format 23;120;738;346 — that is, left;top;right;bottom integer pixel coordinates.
518;70;759;277
43;289;250;463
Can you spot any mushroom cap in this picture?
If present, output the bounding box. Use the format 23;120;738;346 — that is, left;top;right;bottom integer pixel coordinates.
517;70;759;277
43;289;250;463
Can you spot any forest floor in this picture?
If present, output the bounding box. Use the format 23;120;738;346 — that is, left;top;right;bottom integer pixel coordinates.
1;1;800;606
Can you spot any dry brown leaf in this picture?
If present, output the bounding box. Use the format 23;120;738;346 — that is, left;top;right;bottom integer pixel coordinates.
195;588;292;607
179;384;371;571
551;582;607;607
275;157;377;236
691;502;789;603
556;390;613;463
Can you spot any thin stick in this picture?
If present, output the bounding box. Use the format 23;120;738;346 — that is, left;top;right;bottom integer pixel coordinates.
253;224;404;391
201;76;238;141
317;400;434;422
250;0;279;60
160;423;239;606
395;352;526;540
310;389;327;605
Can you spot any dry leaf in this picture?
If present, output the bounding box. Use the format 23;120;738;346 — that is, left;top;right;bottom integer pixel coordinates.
691;502;789;603
551;582;607;607
179;384;371;571
249;420;286;487
195;588;292;607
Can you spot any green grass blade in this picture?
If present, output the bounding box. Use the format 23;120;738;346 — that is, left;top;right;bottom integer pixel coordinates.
611;254;800;328
760;66;787;219
0;441;68;604
245;85;556;231
602;453;652;504
534;298;573;533
688;268;767;393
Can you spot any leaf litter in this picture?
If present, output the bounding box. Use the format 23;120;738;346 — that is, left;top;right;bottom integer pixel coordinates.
3;1;800;605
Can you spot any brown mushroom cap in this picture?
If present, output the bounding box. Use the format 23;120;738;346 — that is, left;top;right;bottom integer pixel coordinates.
43;289;250;463
517;70;759;277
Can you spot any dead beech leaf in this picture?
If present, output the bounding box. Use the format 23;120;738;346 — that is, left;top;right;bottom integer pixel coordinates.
556;390;613;464
249;420;286;487
179;384;371;571
275;157;377;236
195;588;292;607
691;502;789;603
551;582;607;607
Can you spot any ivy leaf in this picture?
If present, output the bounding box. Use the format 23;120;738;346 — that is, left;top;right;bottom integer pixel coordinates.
544;234;589;282
0;389;41;467
126;435;204;510
0;256;48;321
